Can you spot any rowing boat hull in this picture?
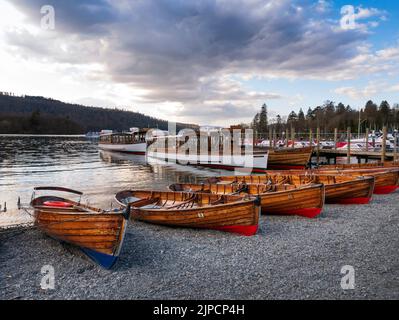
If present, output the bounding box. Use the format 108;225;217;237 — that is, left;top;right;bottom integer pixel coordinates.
248;168;397;195
99;142;146;155
170;183;325;218
282;174;375;204
32;198;128;269
116;191;260;236
249;184;324;217
210;174;375;205
323;177;374;204
146;150;268;172
266;147;312;169
313;169;399;194
368;171;399;194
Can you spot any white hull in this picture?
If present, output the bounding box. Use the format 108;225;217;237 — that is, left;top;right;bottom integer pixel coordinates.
147;151;268;172
98;143;146;154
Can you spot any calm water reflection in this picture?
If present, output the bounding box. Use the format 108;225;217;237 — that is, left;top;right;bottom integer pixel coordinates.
0;135;230;223
0;135;370;226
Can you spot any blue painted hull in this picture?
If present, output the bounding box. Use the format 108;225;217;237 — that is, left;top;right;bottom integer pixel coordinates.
81;248;119;269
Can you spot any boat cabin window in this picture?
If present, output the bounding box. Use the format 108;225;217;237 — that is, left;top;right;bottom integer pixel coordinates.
100;131;147;144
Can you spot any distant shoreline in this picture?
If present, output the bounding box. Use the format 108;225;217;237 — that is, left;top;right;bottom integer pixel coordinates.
0;134;86;137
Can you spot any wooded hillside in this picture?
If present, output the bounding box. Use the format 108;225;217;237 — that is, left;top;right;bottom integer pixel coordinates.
0;93;197;134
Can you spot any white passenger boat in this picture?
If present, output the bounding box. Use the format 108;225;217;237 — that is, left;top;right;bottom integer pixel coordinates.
146;150;269;172
98;128;148;155
146;128;268;172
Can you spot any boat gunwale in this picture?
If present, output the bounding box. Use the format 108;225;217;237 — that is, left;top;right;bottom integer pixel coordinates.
168;182;325;196
114;190;256;212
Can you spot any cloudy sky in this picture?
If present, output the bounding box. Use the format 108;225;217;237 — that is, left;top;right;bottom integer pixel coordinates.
0;0;398;126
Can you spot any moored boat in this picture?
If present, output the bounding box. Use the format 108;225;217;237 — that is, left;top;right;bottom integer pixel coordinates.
264;146;313;169
146;128;269;172
30;187;130;269
228;167;398;195
209;173;375;205
313;168;399;195
146;149;269;172
98;128;148;155
115;190;260;236
169;182;325;218
318;160;399;170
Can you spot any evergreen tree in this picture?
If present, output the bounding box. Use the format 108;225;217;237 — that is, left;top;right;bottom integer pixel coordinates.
275;114;282;133
251;112;260;133
287;111;298;129
298;108;305;122
258;103;268;134
306;107;314;120
379;100;390;126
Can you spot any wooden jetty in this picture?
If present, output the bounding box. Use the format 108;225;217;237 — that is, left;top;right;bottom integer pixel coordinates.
315;149;396;161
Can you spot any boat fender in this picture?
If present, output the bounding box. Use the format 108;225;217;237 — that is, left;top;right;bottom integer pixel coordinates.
254;196;261;207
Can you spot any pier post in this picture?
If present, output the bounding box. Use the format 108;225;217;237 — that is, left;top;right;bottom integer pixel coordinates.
334;128;337;151
291;126;295;148
269;128;272;149
394;129;398;162
381;126;387;163
286;128;289;147
316;127;320;165
347;127;351;164
365;128;369;152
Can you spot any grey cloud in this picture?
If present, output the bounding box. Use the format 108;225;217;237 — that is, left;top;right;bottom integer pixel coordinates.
12;0;117;34
6;0;377;124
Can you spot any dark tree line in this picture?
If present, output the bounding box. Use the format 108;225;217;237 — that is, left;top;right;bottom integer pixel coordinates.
0;111;83;134
0;93;197;134
252;101;399;136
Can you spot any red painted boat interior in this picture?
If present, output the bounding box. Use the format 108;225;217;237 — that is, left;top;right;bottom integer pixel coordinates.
43;201;74;208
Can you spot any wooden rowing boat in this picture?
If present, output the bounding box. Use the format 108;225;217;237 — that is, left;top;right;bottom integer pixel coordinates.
115;190;260;236
319;160;399;170
230;167;398;195
209;173;375;205
264;146;313;169
313;168;398;194
169;183;325;218
30;187;129;269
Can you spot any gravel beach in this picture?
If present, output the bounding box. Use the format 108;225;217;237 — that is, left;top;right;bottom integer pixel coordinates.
1;192;398;300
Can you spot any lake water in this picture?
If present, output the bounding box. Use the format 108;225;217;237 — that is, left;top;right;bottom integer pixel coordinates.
0;135;231;227
0;135;377;227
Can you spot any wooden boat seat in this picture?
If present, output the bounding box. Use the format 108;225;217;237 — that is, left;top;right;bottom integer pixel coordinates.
140;204;162;209
131;198;160;208
124;196;142;204
210;196;225;205
217;181;235;185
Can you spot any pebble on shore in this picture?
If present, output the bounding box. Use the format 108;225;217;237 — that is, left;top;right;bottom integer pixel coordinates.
0;192;398;300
